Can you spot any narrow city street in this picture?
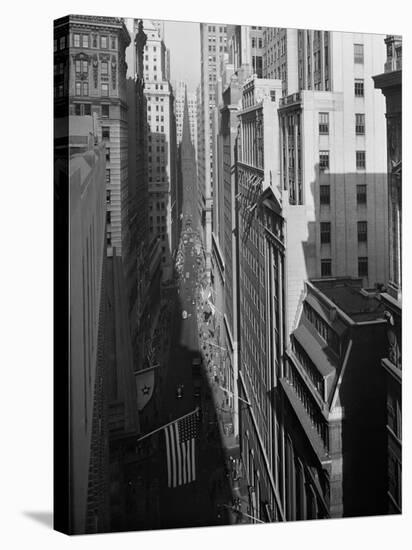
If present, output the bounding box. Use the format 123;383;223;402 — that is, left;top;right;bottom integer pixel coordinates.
155;224;233;529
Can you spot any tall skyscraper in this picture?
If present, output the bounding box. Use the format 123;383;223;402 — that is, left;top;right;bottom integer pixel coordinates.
263;29;389;333
54;15;136;533
373;35;402;514
236;76;286;522
143;20;178;280
198;23;228;272
56;116;109;534
54;16;131;258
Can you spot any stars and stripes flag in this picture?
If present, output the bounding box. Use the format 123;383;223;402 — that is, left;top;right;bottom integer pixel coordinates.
164;409;199;488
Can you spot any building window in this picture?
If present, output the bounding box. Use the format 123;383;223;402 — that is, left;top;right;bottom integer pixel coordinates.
354;79;364;97
356;150;366;169
54;39;57;52
84;103;91;115
319;112;329;134
101;61;108;75
320;185;330;205
101;104;109;118
60;36;66;50
101;83;109;96
321;259;332;277
354;43;364;64
92;35;97;48
106;169;111;183
319;151;329;171
320;222;331;244
106;148;110;162
106;190;111;205
357;221;368;242
111;37;116;49
82;82;88;96
107;232;112;246
82;34;89;48
73;34;80;47
102;126;110;141
75;81;81;95
357;184;367;204
358;256;368;277
270;90;276;102
101;36;108;49
355;113;365;135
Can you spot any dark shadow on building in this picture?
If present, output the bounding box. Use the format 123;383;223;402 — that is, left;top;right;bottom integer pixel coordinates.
279;166;391;520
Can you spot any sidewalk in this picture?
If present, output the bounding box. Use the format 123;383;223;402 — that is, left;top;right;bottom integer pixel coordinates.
189;234;256;524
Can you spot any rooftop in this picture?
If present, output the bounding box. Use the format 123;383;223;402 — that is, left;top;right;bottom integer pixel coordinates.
311;278;385;323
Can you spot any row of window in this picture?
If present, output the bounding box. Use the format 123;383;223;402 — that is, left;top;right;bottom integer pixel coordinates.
321;256;368;278
72;33;116;50
303;302;340;355
319;150;366;171
319;221;367;244
71;103;109;117
320;184;367;205
318;112;365;135
148;115;165;123
292;337;325;396
75;81;112;97
251;38;264;49
207;25;227;33
149;125;165;133
54;36;67;51
286;360;329;449
148;104;164;112
149;201;166;211
208;45;227;53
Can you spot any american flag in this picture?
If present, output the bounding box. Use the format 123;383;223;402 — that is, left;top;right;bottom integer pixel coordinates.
164;409;199;488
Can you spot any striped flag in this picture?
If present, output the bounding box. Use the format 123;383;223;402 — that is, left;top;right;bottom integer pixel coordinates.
164;410;199;488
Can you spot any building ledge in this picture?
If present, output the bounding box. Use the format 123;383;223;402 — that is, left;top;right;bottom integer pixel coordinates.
382;357;402;382
280;378;331;467
212;232;225;275
373;70;402;91
292;324;338;378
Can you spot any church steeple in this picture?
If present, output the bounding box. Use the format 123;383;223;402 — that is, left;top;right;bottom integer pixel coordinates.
181;86;194;155
178;84;197;224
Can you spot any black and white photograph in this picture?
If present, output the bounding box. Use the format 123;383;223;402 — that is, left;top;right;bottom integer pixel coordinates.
52;6;403;539
53;12;403;536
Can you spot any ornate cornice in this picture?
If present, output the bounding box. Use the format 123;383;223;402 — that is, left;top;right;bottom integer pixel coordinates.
54;15;131;47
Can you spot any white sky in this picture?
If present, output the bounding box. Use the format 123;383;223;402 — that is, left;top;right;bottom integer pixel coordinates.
163;20;201;94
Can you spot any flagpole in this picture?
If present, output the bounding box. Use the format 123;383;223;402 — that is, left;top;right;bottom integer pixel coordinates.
137;406;200;443
134;363;160;375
